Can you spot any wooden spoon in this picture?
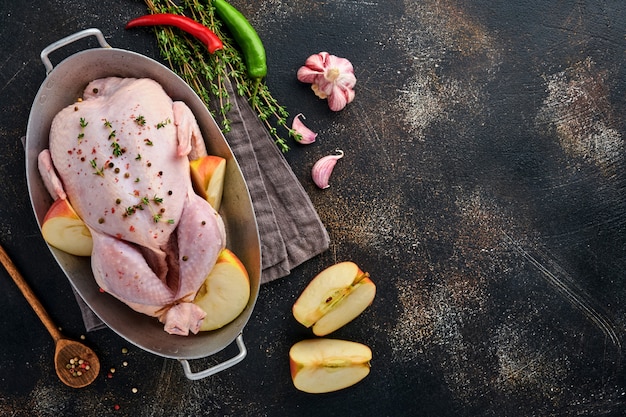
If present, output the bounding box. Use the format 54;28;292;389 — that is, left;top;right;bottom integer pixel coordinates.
0;244;100;388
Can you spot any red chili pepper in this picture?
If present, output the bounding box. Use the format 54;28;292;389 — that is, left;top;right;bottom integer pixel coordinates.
126;13;223;53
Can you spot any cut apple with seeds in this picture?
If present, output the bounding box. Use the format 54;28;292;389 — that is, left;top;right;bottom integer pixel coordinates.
41;198;93;257
290;338;372;393
189;155;227;212
193;248;250;331
293;261;376;336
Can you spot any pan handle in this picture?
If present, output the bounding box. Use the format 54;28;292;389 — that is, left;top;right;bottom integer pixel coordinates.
41;28;111;75
178;333;247;380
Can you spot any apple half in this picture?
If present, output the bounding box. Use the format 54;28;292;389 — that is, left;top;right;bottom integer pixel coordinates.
193;248;251;331
41;198;93;256
290;338;372;393
189;155;227;212
293;262;376;336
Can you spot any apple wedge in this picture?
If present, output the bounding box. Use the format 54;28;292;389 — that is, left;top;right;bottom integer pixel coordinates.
293;262;376;336
189;155;227;212
290;338;372;393
41;198;93;256
193;248;250;331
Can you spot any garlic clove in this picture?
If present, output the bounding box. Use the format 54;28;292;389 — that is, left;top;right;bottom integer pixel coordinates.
326;53;354;72
311;150;344;189
335;71;357;90
297;52;328;83
297;66;323;84
328;90;348;112
292;113;318;145
327;85;356;112
306;52;330;72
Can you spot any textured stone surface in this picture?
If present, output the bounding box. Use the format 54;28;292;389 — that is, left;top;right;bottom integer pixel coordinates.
0;0;625;415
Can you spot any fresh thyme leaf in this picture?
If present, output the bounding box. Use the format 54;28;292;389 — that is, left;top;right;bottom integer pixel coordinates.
89;159;104;177
111;141;123;157
135;115;146;126
156;118;171;129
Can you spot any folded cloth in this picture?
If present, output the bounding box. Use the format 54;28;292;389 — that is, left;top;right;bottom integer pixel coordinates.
75;78;329;331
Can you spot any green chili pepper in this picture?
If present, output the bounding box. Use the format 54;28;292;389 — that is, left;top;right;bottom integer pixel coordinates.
212;0;267;83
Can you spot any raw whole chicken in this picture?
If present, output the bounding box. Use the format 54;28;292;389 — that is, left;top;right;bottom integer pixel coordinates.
38;77;225;335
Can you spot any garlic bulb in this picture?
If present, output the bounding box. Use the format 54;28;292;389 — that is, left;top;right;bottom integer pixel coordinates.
297;52;356;111
291;113;317;144
311;150;344;189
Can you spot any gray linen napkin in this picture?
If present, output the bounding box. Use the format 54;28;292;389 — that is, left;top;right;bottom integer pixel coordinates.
74;78;329;331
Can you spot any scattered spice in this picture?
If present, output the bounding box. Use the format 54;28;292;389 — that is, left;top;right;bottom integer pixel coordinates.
65;356;92;378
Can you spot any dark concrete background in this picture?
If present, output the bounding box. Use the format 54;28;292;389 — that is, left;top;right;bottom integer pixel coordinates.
1;0;625;415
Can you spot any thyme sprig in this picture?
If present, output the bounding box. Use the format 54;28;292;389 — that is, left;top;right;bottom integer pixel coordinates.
143;0;295;152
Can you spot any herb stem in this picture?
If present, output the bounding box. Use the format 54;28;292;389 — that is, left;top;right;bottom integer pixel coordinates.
142;0;293;151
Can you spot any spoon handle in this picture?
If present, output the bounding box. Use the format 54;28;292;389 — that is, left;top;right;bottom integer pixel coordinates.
0;244;63;342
